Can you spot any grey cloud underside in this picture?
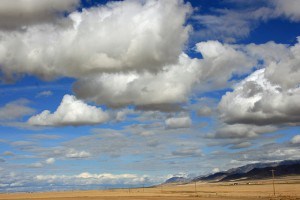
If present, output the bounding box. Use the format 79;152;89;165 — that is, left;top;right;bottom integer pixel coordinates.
165;116;192;129
0;0;79;30
229;142;252;149
73;41;256;109
72;54;200;108
210;124;277;139
135;104;184;113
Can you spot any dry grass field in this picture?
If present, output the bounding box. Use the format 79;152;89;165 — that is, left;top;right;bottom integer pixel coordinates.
0;176;299;200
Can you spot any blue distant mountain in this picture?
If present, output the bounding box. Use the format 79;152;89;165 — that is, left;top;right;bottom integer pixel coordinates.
165;160;300;184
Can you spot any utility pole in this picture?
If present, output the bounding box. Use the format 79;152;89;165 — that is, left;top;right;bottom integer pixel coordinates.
194;181;197;196
270;169;276;196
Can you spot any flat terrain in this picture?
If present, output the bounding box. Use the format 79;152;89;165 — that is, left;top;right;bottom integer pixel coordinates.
1;176;300;200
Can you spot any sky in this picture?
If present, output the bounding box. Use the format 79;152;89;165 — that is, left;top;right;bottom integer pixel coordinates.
0;0;300;192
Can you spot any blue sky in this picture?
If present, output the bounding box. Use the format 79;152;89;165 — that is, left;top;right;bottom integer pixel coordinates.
0;0;300;192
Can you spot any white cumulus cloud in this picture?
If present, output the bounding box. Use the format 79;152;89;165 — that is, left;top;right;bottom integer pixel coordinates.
28;95;109;126
73;41;256;109
0;0;191;81
219;68;300;126
73;54;200;108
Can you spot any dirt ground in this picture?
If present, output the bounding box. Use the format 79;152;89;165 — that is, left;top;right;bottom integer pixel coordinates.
0;176;300;200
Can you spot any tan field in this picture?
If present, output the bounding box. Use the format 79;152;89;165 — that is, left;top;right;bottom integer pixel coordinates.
1;176;300;200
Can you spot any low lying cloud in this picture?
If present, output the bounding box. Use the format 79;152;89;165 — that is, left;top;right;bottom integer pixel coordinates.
171;147;202;157
34;172;163;187
165;116;192;129
65;149;91;159
230;142;252;149
210;124;277;139
291;135;300;144
0;171;165;192
28;95;109;126
0;99;35;121
29;158;55;168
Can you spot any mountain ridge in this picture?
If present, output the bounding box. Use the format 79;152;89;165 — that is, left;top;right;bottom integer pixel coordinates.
164;159;300;184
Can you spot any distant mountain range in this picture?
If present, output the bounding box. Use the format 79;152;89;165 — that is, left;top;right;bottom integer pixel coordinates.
164;160;300;184
164;177;188;184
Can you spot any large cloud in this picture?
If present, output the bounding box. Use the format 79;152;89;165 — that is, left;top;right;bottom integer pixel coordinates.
73;41;255;109
0;0;191;81
0;0;259;111
219;69;300;126
219;38;300;126
28;95;109;126
0;0;79;29
73;54;200;108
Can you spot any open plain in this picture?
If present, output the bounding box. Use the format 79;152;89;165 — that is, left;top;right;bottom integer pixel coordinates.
0;176;299;200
